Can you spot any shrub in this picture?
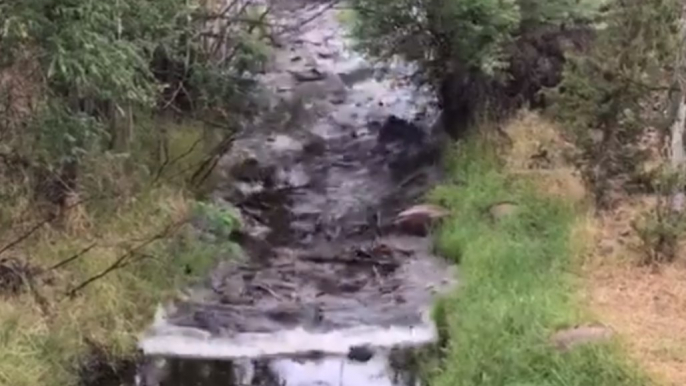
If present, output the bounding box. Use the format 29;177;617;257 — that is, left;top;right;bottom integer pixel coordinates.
548;0;681;207
349;0;603;136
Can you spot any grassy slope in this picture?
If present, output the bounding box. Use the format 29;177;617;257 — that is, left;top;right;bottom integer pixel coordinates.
427;134;647;386
0;119;231;386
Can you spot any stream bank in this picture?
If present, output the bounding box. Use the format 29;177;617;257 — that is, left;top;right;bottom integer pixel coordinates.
426;113;647;386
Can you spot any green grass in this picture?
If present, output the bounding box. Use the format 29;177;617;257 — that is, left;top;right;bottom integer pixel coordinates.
426;139;648;386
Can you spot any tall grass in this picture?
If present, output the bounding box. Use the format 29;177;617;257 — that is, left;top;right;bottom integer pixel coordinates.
427;139;647;386
0;119;234;386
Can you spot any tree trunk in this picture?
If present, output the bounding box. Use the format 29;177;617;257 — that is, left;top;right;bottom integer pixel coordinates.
669;92;686;212
668;3;686;213
110;102;134;151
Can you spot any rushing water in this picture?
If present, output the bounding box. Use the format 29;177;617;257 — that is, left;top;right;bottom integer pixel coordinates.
137;1;455;385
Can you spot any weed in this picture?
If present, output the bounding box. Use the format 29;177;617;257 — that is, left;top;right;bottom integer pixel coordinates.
632;168;686;265
194;201;240;239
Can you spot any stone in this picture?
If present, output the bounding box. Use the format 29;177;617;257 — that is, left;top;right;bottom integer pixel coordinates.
393;204;450;236
302;136;326;157
329;93;346;105
293;73;347;102
338;66;375;87
488;202;519;221
550;325;614;352
289;68;327;82
388;145;440;181
302;305;324;329
377;115;425;145
347;345;374;362
230;157;275;183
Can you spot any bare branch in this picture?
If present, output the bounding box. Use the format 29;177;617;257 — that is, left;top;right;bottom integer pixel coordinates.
0;216;54;257
48;242;98;271
0;193;112;257
153;135;204;183
65;219;188;298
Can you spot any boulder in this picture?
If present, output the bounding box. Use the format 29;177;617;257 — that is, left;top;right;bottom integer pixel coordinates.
347;345;374;362
550;324;614;352
289;68;327;82
302;136;326;157
393;204;449;236
388;145;441;181
230;157;275;183
377;115;425;145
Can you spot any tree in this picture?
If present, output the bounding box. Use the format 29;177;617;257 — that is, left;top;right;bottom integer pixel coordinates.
0;0;269;216
549;0;680;209
349;0;601;137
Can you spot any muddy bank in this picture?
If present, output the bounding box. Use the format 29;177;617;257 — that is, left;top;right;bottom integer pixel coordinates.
137;1;455;385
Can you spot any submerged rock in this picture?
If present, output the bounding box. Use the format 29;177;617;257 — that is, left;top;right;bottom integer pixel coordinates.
302;135;327;157
347;345;374;362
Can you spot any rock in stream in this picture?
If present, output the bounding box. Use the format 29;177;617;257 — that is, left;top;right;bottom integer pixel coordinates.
137;1;455;386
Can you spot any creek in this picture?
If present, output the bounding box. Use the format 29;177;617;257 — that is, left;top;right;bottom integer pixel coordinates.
137;1;455;385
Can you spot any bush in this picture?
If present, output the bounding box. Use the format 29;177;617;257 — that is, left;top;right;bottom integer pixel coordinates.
0;0;271;217
349;0;602;136
632;169;686;264
548;0;680;207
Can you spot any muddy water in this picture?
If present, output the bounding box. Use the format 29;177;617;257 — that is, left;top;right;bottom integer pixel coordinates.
137;1;455;385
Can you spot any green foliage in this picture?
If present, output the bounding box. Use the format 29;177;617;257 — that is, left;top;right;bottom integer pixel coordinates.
1;0;187;105
551;0;679;135
350;0;513;77
427;139;646;386
548;0;680;204
632;169;686;264
31;101;106;165
194;201;240;239
349;0;600;80
0;3;258;385
0;0;268;169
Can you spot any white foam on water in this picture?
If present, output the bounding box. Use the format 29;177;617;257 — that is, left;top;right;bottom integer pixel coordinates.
139;317;436;359
271;354;395;386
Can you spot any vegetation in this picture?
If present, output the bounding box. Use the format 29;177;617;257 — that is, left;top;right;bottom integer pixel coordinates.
0;0;268;385
350;0;686;262
2;0;686;383
549;0;684;263
549;0;681;207
349;0;604;135
427;131;646;386
345;0;686;381
0;173;240;386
